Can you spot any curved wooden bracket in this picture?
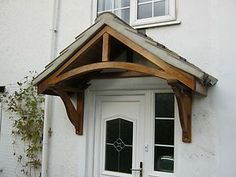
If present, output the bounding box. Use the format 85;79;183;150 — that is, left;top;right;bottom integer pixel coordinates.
53;86;84;135
168;80;192;143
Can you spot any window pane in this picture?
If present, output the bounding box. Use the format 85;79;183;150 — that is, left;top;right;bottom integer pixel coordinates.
137;3;152;19
105;118;133;173
114;8;130;23
154;0;168;17
138;0;151;3
155;93;174;117
114;0;130;8
155;119;174;145
97;0;113;12
154;146;174;173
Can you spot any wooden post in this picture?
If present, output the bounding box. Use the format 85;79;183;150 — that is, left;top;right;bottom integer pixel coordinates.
102;33;110;62
76;91;84;135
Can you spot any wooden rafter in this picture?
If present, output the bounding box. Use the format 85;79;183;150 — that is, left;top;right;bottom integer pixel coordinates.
56;27;107;75
105;26;196;91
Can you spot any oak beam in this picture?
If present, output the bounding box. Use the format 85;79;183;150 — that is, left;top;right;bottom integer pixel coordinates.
53;86;84;135
168;80;192;143
76;90;84;135
52;62;174;84
102;33;110;62
91;71;150;79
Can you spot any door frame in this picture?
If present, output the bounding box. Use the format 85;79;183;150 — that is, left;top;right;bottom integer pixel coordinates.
84;77;180;177
95;95;145;177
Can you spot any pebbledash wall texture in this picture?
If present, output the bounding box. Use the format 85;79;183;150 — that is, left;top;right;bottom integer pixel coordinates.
0;0;236;177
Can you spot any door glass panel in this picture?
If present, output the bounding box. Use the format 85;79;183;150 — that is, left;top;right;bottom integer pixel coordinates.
120;147;132;173
106;119;119;143
105;145;119;171
155;119;174;145
154;93;175;173
154;146;174;173
120;119;133;145
155;93;174;117
105;118;133;174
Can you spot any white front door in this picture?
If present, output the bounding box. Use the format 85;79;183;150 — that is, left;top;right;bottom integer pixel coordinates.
94;95;145;177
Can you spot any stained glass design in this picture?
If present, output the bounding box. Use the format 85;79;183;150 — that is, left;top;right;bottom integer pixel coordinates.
105;118;133;174
113;138;126;151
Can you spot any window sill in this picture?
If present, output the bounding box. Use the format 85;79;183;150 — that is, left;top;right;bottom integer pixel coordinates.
149;171;175;177
133;20;181;29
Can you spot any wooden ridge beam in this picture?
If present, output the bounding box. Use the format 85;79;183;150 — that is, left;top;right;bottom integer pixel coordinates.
168;80;192;143
56;27;108;76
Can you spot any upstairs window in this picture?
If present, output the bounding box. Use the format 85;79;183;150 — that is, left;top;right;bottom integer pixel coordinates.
97;0;131;23
96;0;176;28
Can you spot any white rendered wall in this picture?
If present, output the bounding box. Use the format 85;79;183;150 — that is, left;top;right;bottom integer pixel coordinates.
45;1;92;177
44;0;236;177
145;1;236;177
46;0;236;177
0;0;53;176
1;0;236;177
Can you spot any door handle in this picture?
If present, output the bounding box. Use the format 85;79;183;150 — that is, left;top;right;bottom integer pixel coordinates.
131;162;143;177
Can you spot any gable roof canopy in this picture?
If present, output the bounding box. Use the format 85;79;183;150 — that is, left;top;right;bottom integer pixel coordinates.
33;12;217;143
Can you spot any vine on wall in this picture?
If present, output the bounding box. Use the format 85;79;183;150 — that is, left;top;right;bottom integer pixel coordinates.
0;73;44;177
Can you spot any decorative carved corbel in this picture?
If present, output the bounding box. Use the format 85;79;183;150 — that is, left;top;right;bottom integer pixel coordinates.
168;80;192;143
53;85;84;135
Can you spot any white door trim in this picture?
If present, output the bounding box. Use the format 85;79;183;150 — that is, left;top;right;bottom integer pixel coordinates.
84;77;179;177
94;94;145;177
85;90;148;177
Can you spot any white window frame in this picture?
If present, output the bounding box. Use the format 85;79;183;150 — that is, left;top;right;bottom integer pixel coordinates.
131;0;176;28
93;0;179;29
146;90;177;177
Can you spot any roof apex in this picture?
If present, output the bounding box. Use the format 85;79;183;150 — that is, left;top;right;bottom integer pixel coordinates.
33;12;217;87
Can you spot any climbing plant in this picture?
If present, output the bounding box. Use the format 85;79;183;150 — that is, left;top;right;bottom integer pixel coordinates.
0;73;44;177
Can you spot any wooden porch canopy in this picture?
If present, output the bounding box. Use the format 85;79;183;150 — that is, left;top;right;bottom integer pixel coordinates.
33;12;217;143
